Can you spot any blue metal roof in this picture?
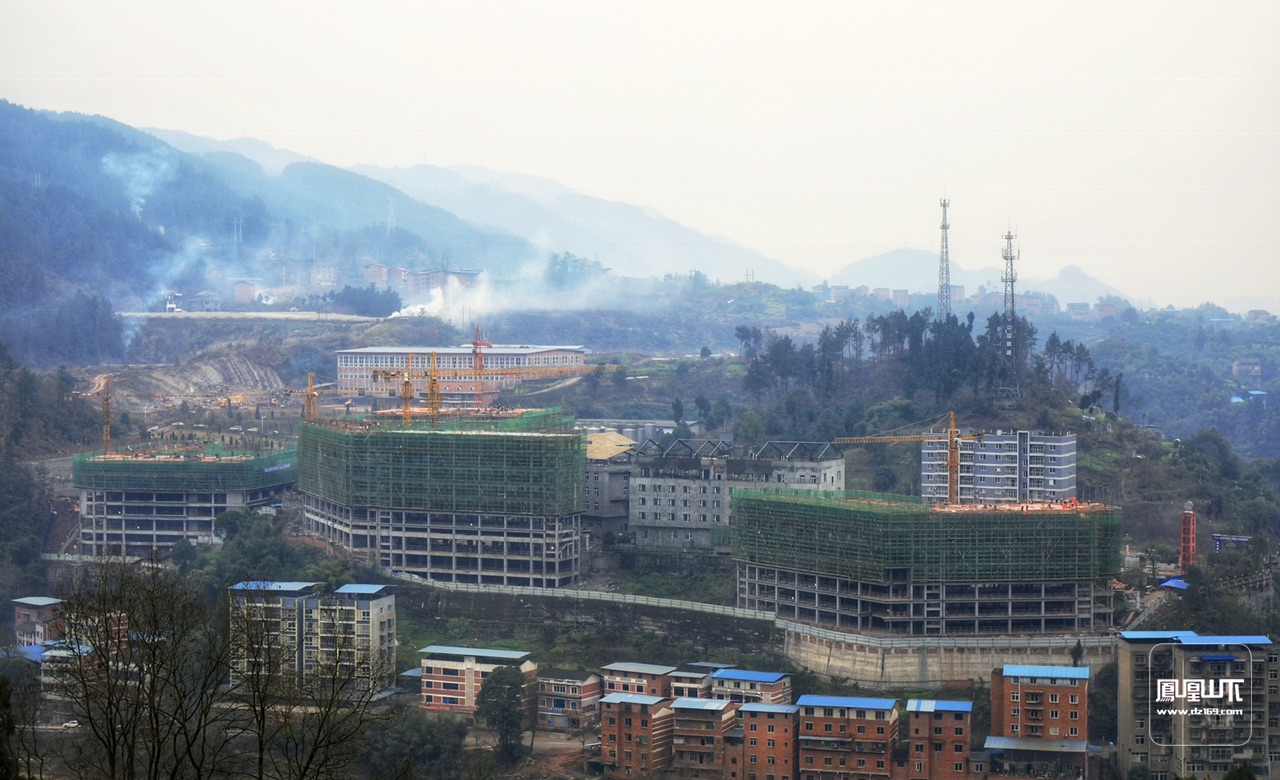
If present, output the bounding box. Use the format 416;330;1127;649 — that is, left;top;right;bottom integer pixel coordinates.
229;581;320;592
335;583;390;594
672;698;732;711
1160;577;1189;590
1002;665;1090;680
1119;630;1198;640
601;693;665;706
983;736;1088;753
418;645;530;660
711;668;786;683
797;694;897;710
1176;635;1273;646
602;662;678;675
12;596;62;607
907;699;973;713
741;703;800;713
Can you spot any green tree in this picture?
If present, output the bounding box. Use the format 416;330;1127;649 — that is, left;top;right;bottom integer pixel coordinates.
1223;763;1258;780
476;666;528;767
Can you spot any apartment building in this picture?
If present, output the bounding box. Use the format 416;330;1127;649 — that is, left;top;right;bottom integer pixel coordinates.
742;702;801;780
631;440;843;553
1117;630;1275;780
711;668;793;704
583;431;635;538
901;699;973;780
601;661;676;697
986;664;1088;777
921;430;1076;505
12;597;63;647
670;698;740;777
796;694;899;780
417;645;536;715
536;668;602;731
227;581;397;691
670;669;713;699
600;692;674;779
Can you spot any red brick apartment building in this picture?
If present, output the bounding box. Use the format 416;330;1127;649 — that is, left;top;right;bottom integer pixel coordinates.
671;698;740;777
671;669;713;699
12;597;63;647
900;699;973;780
985;664;1088;777
602;661;676;697
417;645;536;714
712;668;793;704
536;668;601;731
600;693;674;778
742;702;800;780
796;695;899;780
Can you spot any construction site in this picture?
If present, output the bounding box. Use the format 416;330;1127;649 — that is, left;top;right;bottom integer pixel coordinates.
73;445;297;557
733;489;1122;637
295;408;587;588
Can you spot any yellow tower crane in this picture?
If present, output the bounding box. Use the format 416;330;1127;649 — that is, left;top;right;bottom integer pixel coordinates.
833;411;983;505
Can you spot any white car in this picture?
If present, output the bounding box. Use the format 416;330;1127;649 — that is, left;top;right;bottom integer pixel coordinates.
61;720;80;729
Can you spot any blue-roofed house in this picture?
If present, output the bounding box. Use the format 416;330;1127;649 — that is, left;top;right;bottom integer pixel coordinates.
741;702;800;779
710;667;793;704
903;699;974;780
796;694;899;775
599;693;675;778
669;698;739;774
988;664;1089;778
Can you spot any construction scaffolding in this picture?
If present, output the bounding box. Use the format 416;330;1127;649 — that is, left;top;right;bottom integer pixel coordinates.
296;408;586;517
733;490;1121;584
73;446;298;493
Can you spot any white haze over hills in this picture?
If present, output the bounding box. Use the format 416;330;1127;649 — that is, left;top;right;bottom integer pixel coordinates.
154;128;1131;308
352;162;808;288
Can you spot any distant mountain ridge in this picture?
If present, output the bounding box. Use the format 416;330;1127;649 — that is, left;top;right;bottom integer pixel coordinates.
351;162;812;288
834;248;1130;306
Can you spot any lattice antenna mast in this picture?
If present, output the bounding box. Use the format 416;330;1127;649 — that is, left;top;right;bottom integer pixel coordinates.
999;229;1021;399
937;198;952;320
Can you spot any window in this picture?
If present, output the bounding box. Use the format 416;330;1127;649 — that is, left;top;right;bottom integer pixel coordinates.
1050;693;1059;703
1011;692;1020;702
955;763;965;772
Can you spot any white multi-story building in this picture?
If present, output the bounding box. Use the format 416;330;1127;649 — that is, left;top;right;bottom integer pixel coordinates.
630;440;844;553
335;345;587;409
228;581;396;692
921;429;1076;504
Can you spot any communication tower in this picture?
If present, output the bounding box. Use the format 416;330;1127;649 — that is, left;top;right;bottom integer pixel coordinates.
999;229;1021;401
937;199;951;320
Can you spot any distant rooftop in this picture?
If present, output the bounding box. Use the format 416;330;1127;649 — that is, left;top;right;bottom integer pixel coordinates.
12;596;62;607
601;693;665;706
419;645;530;661
797;694;897;710
334;584;391;595
1002;665;1090;681
229;581;319;593
711;669;786;684
602;662;678;676
907;699;974;713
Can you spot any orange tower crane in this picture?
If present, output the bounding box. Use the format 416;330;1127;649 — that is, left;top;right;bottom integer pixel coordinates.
283;373;350;421
833;411;983;505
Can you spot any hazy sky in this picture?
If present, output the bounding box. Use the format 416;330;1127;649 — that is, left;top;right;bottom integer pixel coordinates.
3;1;1278;311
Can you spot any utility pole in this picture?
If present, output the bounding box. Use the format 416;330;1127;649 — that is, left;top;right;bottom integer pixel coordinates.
937;198;952;320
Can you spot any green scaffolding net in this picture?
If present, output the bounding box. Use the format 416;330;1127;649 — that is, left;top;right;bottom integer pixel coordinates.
733;490;1122;583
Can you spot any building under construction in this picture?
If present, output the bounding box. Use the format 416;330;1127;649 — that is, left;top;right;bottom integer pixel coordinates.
297;408;586;588
74;445;297;557
734;490;1121;636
